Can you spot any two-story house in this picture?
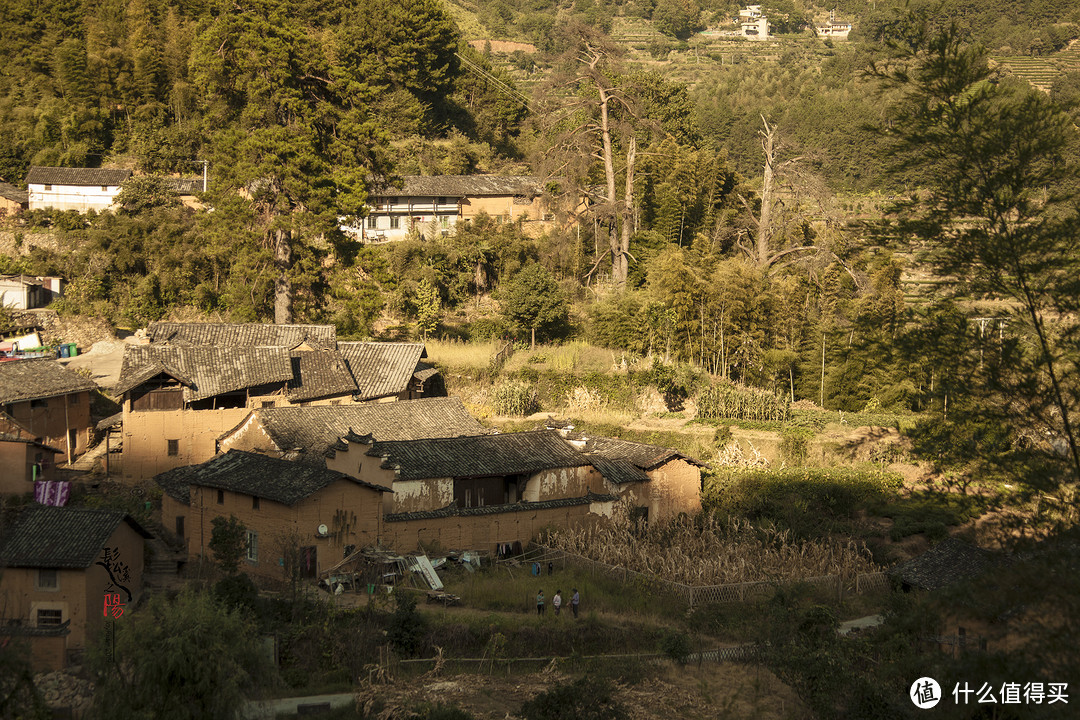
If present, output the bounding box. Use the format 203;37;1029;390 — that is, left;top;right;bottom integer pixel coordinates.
0;358;97;463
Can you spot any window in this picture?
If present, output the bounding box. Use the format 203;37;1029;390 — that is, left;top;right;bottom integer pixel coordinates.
167;439;179;456
36;609;63;627
44;184;52;191
389;216;400;230
261;401;274;408
437;197;447;205
252;496;260;510
37;569;58;590
31;399;48;409
69;393;79;404
246;531;258;562
176;516;185;538
217;489;224;505
101;185;108;191
440;216;450;229
366;215;378;229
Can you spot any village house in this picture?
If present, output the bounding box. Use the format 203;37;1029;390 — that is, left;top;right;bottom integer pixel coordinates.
579;436;704;522
0;507;151;671
346;175;552;242
816;14;852;39
116;322;446;480
328;430;616;550
25;167;132;213
0;358;97;463
0;411;62;492
739;5;770;39
0;181;28;215
155;450;390;580
0;275;64;310
220;396;488;466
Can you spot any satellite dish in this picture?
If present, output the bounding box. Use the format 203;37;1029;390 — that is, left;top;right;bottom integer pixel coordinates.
317;524;328;536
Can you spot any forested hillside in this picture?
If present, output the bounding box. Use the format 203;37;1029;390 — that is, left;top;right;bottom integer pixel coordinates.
1;0;1080;495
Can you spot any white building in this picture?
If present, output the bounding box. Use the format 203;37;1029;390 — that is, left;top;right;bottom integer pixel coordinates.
343;175;551;242
0;276;64;310
26;167;132;213
739;5;770;40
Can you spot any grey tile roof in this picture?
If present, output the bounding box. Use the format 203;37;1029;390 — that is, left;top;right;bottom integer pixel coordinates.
161;177;202;193
0;182;28;205
0;432;62;453
25;166;132;186
368;430;590;481
385;491;617;522
584;436;703;470
287;350;358;402
116;346;292;401
585;454;648;485
0;358;97;404
174;450;390;506
889;538;1000;591
147;322;338;351
0;507;152;569
222;397;488;464
337;342;426;400
375;175;543;199
153;463;201;505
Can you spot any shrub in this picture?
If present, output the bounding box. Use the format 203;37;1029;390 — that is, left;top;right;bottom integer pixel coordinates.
387;593;428;657
213;573;258;612
659;630;692;664
519;677;627;720
779;427;814;466
493;381;540;416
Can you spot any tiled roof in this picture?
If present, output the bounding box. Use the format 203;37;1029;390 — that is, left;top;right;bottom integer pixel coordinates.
584;436;703;470
153;463;201;505
287;350;358;402
0;358;97;404
375;175;543;199
585;454;648;485
368;430;589;481
0;432;62;453
116;346;292;401
161;177;202;194
337;342;426;400
174;450;389;506
25;167;132;186
147;322;338;351
0;507;152;569
221;397;488;464
385;491;617;522
0;182;28;205
889;538;1000;591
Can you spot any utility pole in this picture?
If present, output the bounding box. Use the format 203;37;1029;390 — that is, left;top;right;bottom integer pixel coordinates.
190;159;209;192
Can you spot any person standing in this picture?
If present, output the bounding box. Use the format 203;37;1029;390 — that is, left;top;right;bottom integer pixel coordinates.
553;590;563;616
571;588;579;618
536;589;545;616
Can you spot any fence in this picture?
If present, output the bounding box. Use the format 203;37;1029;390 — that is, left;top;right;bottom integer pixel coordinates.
532;545;891;608
387;644;762;678
489;341;514;373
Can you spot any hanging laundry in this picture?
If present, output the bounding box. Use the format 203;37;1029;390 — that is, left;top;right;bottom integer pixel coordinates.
34;481;70;507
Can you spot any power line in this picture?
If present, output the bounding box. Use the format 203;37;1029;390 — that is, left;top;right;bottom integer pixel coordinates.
454;51;531;111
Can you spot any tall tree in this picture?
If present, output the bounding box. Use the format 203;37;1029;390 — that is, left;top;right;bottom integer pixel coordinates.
871;16;1080;498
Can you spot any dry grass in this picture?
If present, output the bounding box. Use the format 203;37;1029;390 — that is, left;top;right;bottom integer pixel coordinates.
543;510;879;586
425;338;498;370
503;341;631;375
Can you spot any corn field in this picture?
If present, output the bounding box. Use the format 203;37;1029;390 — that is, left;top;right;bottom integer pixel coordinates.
696;382;790;422
492;381;540;416
541;511;878;585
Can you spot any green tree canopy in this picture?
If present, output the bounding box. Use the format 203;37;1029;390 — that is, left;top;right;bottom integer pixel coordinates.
88;588;272;719
501;262;568;347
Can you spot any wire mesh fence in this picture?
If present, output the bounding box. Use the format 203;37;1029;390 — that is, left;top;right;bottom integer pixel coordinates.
531;545;891;608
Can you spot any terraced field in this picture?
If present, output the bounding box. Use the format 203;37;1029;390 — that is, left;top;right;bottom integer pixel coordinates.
991;40;1080;92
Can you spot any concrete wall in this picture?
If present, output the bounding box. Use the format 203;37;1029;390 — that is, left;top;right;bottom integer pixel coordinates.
593;459;701;523
28;183;121;213
0;522;144;656
188;479;384;580
3;391;91;463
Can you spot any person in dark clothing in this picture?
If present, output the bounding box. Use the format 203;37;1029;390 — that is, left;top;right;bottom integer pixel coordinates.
536;589;545;615
571;588;579;618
